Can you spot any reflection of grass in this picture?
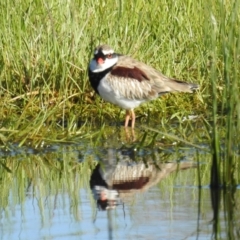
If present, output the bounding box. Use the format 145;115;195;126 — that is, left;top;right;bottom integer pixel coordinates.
0;147;97;220
0;144;207;213
0;141;239;238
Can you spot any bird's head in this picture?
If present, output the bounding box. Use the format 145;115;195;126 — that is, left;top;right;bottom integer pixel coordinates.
89;44;118;72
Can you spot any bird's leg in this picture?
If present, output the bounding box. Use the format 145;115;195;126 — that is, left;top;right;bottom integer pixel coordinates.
125;110;136;128
124;110;131;127
130;110;135;128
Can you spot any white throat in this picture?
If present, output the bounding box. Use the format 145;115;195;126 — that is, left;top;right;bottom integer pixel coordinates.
89;57;118;73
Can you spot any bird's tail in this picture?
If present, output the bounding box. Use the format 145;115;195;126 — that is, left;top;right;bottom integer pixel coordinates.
168;78;199;93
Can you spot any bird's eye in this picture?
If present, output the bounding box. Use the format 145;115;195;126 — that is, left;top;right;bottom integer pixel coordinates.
107;54;112;58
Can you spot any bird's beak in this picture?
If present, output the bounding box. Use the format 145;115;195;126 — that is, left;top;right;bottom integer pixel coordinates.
97;58;104;64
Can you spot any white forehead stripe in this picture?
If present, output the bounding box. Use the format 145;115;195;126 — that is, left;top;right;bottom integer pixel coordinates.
94;49;113;55
102;49;114;55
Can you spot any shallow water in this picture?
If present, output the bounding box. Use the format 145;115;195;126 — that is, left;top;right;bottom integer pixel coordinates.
0;128;239;240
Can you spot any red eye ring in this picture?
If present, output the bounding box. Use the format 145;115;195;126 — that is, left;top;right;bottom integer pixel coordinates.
107;54;112;58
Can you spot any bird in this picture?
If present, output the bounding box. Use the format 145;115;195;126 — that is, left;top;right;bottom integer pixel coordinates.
88;44;199;128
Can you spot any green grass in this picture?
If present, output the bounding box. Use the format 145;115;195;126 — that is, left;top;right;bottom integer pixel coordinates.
0;0;205;141
0;0;240;190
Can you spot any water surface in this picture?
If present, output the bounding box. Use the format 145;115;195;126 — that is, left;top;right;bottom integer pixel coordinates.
0;128;239;240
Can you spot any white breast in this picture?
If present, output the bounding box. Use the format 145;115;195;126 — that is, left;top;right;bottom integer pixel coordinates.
97;76;145;110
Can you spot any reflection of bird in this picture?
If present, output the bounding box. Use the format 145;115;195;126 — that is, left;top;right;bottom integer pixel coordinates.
88;44;199;128
90;148;197;210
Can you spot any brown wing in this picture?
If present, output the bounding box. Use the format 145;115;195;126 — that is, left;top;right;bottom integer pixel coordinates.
106;55;198;101
107;63;158;100
111;66;149;82
114;55;199;94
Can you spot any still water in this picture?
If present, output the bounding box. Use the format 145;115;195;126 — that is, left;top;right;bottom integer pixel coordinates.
0;132;239;240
